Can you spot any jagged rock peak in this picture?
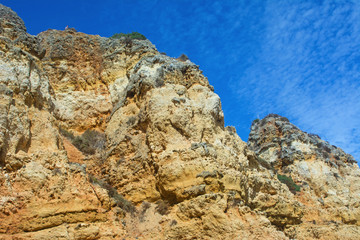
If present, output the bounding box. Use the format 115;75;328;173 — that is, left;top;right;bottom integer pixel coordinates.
0;4;26;32
1;4;360;239
0;6;291;239
248;113;360;237
248;113;357;170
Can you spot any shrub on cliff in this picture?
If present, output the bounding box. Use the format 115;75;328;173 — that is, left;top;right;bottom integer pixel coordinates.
177;54;189;62
59;128;106;155
72;129;106;155
155;200;170;215
89;175;136;214
110;32;146;40
59;127;75;139
277;174;301;194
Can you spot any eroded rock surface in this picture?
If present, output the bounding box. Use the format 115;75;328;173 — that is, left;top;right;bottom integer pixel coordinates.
248;114;360;239
0;4;359;239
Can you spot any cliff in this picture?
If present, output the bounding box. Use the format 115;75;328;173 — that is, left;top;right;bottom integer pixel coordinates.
0;4;359;239
248;114;360;238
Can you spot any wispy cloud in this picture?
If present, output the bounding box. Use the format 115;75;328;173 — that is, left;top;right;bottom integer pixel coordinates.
6;0;358;160
152;0;360;161
236;1;360;160
93;0;360;162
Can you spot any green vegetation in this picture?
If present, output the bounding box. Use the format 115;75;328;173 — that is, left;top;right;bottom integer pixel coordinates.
59;127;106;155
280;116;289;122
110;32;146;40
277;174;301;194
253;118;260;124
89;175;136;214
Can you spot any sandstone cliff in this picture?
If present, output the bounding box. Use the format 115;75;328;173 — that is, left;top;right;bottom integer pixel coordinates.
0;4;359;240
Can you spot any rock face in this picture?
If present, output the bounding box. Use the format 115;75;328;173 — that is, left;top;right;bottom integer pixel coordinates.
248;114;360;239
0;4;359;239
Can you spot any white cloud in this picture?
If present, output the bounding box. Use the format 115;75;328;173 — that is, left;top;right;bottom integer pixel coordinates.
235;0;360;161
134;0;360;162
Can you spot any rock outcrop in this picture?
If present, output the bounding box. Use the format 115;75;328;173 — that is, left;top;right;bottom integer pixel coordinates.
248;114;360;239
0;4;359;239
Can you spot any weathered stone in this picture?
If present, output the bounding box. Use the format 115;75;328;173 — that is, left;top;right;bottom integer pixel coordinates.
248;114;360;235
0;4;359;239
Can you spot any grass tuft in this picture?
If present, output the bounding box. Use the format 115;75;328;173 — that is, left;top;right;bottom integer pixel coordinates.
277;174;301;194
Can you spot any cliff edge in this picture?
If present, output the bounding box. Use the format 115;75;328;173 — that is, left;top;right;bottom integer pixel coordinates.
0;4;359;239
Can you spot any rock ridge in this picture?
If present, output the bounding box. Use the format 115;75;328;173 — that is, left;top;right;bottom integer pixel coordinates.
0;4;359;239
248;114;360;238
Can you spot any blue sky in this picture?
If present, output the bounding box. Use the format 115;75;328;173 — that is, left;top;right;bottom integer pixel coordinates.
2;0;360;162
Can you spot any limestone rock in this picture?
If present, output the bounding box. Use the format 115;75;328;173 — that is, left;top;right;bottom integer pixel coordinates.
248;114;360;236
0;4;26;39
0;4;359;239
